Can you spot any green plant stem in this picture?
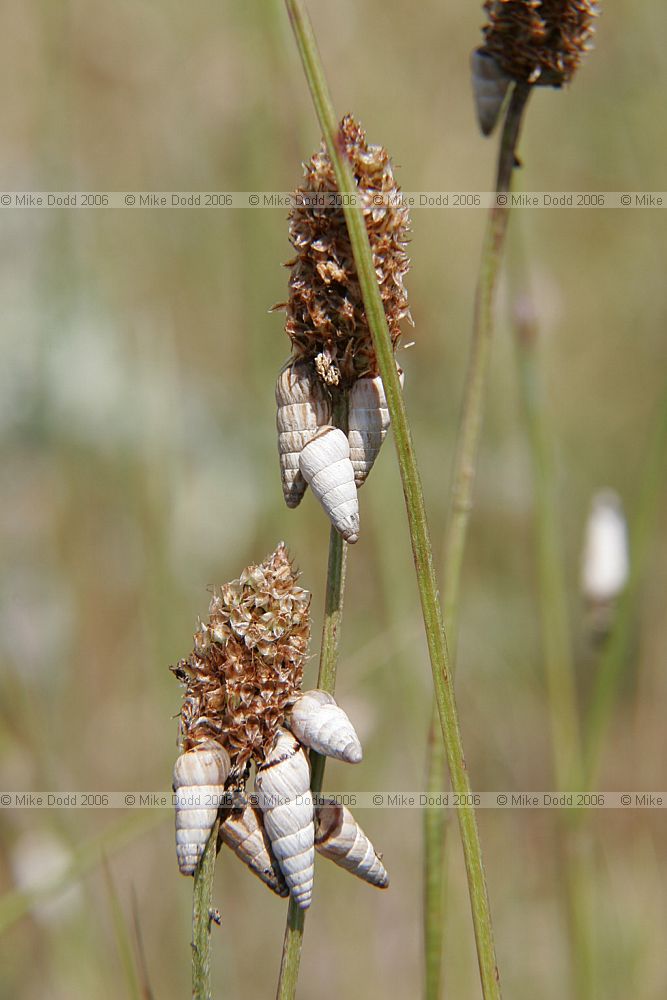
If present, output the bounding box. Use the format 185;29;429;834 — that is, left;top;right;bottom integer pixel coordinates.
103;858;142;1000
423;716;447;1000
583;378;667;789
192;817;221;1000
130;886;155;1000
284;2;501;996
515;321;583;789
443;85;531;637
276;393;348;1000
514;303;589;999
423;82;531;999
275;901;306;1000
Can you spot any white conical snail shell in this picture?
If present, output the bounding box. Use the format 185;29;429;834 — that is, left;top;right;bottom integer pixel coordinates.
218;804;289;897
581;490;629;605
298;426;360;543
471;48;511;137
276;362;332;508
288;690;362;764
173;742;231;876
255;729;315;909
315;798;389;889
348;367;405;488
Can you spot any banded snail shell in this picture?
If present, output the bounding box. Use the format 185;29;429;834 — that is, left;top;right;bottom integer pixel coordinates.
315;798;389;889
276;362;332;508
470;48;511;137
298;427;360;543
173;742;231;876
348;367;405;488
218;804;289;897
288;690;362;764
255;728;315;909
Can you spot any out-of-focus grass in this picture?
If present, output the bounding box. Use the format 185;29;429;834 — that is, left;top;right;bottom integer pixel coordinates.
1;1;666;997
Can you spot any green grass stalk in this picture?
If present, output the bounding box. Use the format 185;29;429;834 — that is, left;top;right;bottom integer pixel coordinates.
583;377;667;788
276;394;349;999
284;2;501;995
103;857;143;1000
513;301;590;998
192;817;221;1000
423;717;448;1000
423;82;531;999
131;886;155;1000
514;317;583;789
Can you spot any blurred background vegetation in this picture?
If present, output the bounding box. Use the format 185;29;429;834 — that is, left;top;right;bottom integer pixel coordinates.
1;1;666;997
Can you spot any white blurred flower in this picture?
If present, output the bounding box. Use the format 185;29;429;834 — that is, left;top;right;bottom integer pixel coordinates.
581;490;629;604
10;829;83;927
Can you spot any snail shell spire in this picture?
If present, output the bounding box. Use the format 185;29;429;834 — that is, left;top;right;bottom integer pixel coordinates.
218;804;289;897
288;690;362;764
298;427;360;543
348;366;404;487
315;798;389;888
255;729;315;909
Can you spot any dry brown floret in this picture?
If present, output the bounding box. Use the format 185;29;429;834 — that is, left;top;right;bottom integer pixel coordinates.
173;543;310;769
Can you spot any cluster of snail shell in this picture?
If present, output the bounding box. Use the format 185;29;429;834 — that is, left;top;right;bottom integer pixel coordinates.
276;360;404;543
173;689;388;909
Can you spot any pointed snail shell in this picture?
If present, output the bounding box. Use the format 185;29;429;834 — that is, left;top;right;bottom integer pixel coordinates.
348;367;405;488
276;362;332;508
581;490;629;605
471;49;511;137
288;690;362;764
255;728;315;909
173;742;231;876
315;798;389;889
298;426;360;543
218;804;289;897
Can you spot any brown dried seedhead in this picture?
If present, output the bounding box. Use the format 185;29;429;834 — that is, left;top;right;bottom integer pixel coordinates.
172;543;310;771
481;0;598;86
279;114;411;389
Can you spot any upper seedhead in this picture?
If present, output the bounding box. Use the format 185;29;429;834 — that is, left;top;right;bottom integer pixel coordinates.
481;0;599;86
281;114;411;389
